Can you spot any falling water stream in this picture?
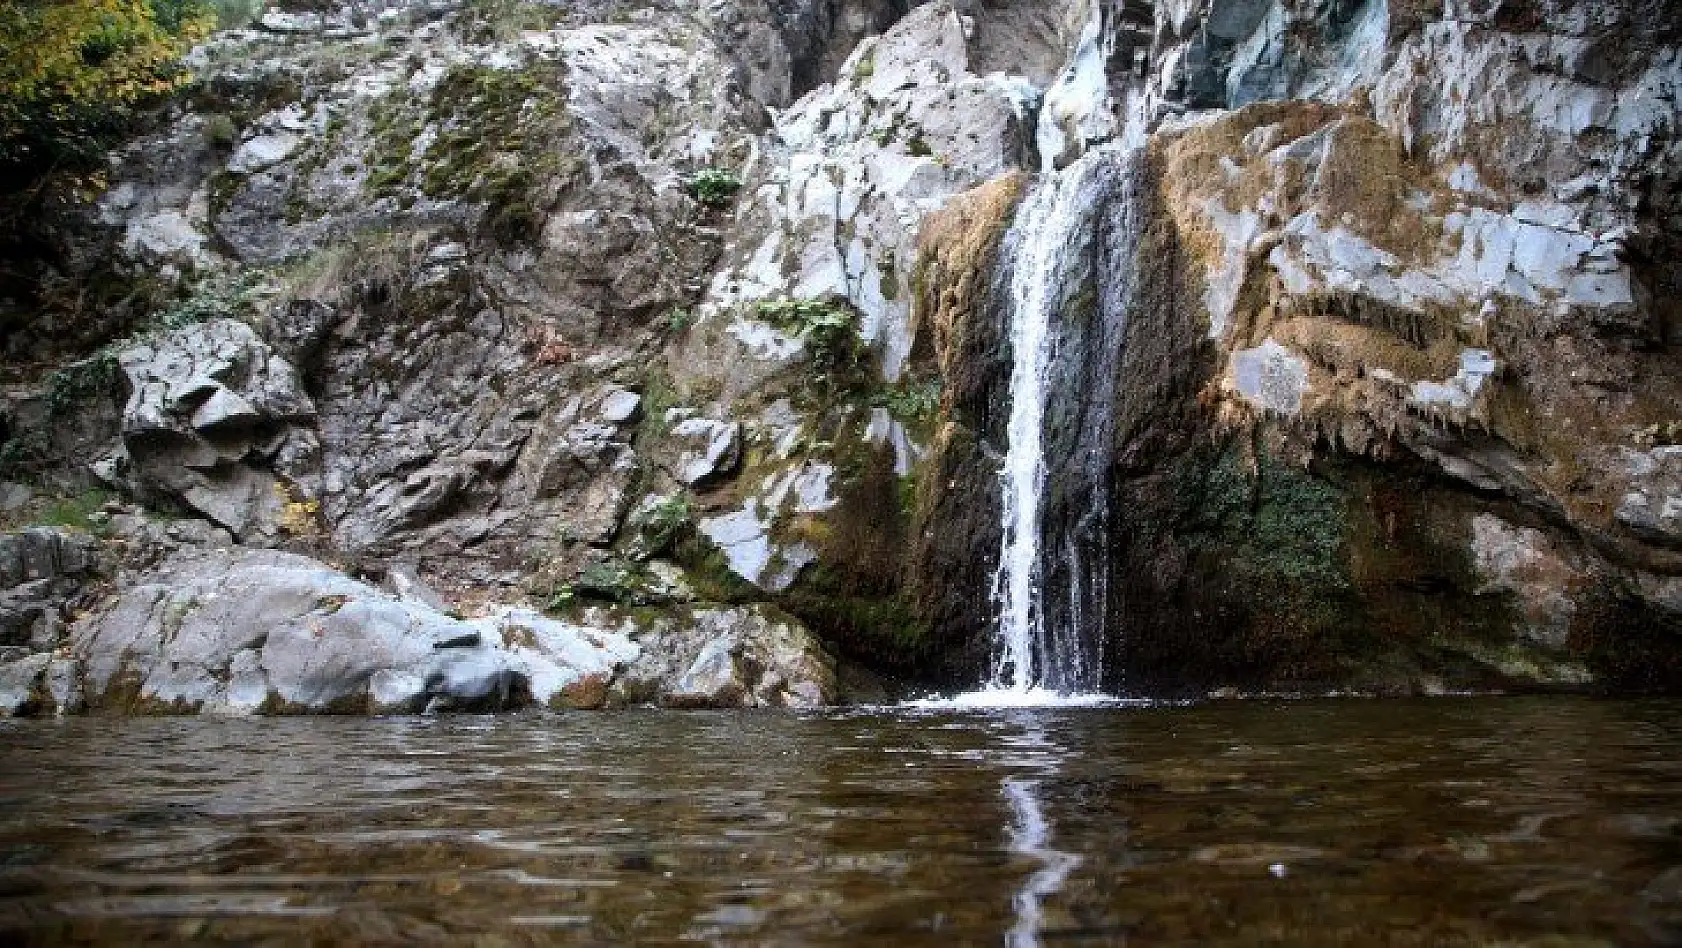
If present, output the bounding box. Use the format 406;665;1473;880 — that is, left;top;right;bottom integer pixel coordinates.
928;5;1153;942
980;0;1150;703
991;163;1109;698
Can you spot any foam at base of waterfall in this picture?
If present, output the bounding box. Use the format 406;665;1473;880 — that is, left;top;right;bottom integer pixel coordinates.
901;688;1142;710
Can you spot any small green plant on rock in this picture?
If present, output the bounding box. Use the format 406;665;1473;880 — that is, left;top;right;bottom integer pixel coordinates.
154;274;260;329
0;429;49;481
754;298;862;377
202;113;238;150
544;583;576;613
44;350;119;417
630;495;691;560
874;379;941;427
852;47;876;82
661;307;693;333
576;561;635;602
40;489;112;533
689;167;741;208
464;0;564;43
563;559;676;607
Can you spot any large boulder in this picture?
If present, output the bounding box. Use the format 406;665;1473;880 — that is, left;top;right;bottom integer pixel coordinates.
111;319;318;540
63;548;837;715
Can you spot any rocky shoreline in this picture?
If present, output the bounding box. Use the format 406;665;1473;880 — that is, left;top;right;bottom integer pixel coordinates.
3;528;840;716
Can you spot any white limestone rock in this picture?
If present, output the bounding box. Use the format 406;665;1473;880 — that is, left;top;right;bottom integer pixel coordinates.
69;548;834;714
227;131;303;174
1230;338;1309;416
698;0;1026;382
698;498;817;593
671;419;742;486
1410;349;1497;414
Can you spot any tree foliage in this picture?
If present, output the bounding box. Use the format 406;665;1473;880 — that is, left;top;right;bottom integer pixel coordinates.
0;0;214;178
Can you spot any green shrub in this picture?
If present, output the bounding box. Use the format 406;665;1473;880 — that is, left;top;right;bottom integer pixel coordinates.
543;583;576;613
0;0;215;179
755;298;862;374
661;307;693;333
873;379;941;426
207;0;260;28
153;275;256;328
44;350;120;417
202;112;237;149
463;0;563;43
689;167;741;208
0;429;49;480
575;561;634;602
631;495;691;560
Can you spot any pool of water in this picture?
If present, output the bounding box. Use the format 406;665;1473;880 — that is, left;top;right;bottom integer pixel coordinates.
2;697;1681;945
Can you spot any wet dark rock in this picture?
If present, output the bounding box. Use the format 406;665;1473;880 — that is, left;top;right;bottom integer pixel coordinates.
432;633;482;650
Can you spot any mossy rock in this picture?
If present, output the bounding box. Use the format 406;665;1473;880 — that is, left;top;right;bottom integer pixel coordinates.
361;59;578;245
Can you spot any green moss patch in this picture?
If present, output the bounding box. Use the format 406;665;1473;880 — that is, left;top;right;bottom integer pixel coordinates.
363;60;577;244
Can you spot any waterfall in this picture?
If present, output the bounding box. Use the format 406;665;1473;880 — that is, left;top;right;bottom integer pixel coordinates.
986;1;1151;699
991;161;1109;694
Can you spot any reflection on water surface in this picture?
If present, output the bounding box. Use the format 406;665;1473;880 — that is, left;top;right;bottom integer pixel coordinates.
999;720;1080;948
2;697;1681;945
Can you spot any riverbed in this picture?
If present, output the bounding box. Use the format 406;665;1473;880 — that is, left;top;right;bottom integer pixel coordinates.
3;697;1681;944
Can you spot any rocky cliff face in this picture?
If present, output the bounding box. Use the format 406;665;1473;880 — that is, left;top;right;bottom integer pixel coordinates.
1;0;1678;712
1108;0;1682;695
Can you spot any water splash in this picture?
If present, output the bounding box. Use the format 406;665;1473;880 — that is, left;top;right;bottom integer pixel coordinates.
902;689;1144;711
